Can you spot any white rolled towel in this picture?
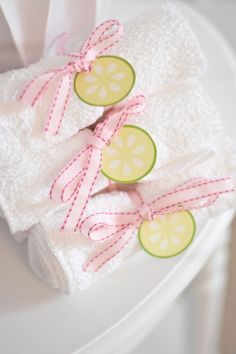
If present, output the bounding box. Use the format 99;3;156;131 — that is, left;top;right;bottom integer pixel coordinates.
0;128;94;233
110;2;207;95
0;56;102;142
0;2;206;143
0;80;220;233
28;138;236;293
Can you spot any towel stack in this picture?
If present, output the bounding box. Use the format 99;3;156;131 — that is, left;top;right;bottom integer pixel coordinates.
0;2;235;293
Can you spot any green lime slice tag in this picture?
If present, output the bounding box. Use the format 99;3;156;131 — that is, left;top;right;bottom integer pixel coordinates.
138;211;196;258
101;125;157;183
74;55;135;106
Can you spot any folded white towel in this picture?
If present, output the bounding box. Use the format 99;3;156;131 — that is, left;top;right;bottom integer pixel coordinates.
110;2;207;96
0;80;219;233
28;137;236;293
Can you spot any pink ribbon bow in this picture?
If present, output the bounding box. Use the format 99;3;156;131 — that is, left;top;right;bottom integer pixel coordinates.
79;177;234;272
19;19;123;135
50;95;146;231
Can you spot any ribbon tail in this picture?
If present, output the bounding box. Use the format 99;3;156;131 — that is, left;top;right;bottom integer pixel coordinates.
151;177;234;214
44;71;73;135
61;148;102;232
50;146;90;203
19;71;58;106
83;223;138;272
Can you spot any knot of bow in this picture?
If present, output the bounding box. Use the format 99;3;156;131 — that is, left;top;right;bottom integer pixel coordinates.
19;19;123;135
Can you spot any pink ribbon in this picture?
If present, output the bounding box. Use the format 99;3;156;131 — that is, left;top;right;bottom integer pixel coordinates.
19;20;123;135
79;177;234;272
50;95;146;231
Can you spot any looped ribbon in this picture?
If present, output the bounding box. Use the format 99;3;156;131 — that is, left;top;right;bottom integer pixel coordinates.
79;177;234;272
19;19;123;135
50;95;146;231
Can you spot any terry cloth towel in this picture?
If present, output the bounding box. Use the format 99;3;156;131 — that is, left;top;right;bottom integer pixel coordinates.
109;2;207;96
0;80;219;233
0;128;107;233
28;139;236;293
27;86;236;293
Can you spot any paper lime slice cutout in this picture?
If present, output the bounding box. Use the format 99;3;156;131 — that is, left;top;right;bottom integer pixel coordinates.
101;125;157;183
138;211;196;258
74;55;135;106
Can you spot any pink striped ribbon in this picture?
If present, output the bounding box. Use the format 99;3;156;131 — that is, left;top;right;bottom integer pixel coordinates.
50;95;146;231
79;177;234;272
19;20;123;135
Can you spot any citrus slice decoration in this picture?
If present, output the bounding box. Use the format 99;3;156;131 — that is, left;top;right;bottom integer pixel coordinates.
74;55;135;106
101;125;157;183
138;211;196;258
